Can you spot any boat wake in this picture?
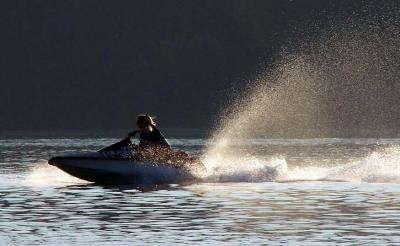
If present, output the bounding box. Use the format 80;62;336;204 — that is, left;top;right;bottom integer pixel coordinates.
201;147;400;184
321;147;400;183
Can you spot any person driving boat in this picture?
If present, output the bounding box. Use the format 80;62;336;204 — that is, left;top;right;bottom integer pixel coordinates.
99;113;199;166
128;114;170;150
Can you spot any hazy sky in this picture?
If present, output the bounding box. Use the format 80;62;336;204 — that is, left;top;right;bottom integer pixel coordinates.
1;0;398;136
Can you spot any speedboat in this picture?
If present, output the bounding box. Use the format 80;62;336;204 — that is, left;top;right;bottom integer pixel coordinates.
48;138;206;185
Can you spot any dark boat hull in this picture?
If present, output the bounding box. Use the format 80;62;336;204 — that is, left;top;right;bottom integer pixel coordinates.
49;155;202;185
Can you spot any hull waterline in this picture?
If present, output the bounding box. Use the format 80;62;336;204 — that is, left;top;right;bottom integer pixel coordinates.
48;156;200;185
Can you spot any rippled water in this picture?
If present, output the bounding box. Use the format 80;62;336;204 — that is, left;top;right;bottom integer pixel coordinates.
1;138;400;245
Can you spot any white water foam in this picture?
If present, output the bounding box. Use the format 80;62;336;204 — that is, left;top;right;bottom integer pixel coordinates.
25;162;88;186
322;147;400;183
201;154;288;182
201;147;400;184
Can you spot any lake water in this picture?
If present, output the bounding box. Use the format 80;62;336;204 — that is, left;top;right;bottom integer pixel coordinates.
1;137;400;245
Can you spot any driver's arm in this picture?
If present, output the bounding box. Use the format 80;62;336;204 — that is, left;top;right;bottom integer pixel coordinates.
128;130;139;137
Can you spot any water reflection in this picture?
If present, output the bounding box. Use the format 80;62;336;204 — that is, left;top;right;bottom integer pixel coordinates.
1;182;399;244
1;183;224;244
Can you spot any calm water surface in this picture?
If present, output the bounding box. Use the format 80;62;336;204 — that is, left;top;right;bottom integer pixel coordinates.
1;138;400;245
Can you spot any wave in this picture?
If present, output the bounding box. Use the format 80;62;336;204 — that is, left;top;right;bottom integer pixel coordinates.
25;162;88;187
201;147;400;184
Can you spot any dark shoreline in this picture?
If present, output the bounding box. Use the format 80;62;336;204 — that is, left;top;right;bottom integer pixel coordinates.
0;128;209;139
1;128;400;139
